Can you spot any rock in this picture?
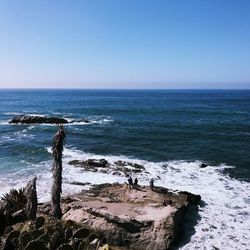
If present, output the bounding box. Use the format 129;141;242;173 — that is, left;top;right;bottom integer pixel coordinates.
179;191;201;205
68;159;110;171
68;158;146;177
9;115;69;124
73;227;91;239
200;163;208;168
114;161;145;171
62;183;201;250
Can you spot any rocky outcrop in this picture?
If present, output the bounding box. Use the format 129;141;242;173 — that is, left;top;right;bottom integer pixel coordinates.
60;183;201;250
9;115;69;124
9;115;91;125
68;159;145;177
9;115;68;124
200;163;208;168
1;183;201;249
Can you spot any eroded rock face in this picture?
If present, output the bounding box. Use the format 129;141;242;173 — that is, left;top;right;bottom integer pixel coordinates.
9;115;69;124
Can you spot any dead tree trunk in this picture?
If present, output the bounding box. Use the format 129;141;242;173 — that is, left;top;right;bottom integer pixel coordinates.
51;126;65;219
25;177;37;220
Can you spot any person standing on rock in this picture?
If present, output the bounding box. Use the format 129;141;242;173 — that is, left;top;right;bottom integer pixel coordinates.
134;178;138;188
128;176;133;189
150;178;154;189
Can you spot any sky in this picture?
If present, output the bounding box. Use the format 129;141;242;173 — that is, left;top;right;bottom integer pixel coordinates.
0;0;250;89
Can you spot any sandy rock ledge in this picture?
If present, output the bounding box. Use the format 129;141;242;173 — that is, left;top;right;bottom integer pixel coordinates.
57;183;200;250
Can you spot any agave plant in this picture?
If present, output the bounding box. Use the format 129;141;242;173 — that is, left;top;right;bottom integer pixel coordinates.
1;188;27;214
51;125;66;219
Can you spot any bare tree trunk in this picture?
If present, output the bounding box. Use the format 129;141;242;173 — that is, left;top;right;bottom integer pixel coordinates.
25;177;37;219
51;126;66;219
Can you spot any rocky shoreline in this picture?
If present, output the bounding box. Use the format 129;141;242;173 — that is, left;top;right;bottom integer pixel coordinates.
0;182;201;250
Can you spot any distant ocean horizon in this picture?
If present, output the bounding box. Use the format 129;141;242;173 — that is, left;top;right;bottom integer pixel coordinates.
0;89;250;249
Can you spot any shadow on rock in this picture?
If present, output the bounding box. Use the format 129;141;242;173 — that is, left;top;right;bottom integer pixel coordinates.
170;200;207;249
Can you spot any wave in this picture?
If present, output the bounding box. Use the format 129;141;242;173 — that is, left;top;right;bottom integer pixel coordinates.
0;147;249;249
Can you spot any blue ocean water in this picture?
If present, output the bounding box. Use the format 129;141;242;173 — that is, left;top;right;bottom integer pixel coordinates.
0;89;250;249
0;89;249;179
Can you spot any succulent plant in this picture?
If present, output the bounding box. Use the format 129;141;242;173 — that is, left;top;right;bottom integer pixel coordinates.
1;188;27;214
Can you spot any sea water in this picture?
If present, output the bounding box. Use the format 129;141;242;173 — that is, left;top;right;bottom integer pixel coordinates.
0;89;249;249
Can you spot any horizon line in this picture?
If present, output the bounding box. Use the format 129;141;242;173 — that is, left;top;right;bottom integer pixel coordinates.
0;87;250;90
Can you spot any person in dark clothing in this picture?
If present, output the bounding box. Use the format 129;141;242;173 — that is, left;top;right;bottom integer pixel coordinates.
134;177;138;187
150;178;154;189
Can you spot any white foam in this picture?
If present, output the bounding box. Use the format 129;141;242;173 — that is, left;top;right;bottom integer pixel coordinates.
0;180;11;197
2;112;21;116
0;120;9;125
0;147;249;249
25;113;46;117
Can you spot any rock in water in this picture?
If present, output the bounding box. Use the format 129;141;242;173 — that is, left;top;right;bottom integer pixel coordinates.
200;163;208;168
9;115;69;124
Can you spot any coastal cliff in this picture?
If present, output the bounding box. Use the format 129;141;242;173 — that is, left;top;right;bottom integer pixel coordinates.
0;183;200;250
60;183;200;250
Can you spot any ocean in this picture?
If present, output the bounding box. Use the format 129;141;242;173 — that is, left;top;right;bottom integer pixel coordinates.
0;89;249;249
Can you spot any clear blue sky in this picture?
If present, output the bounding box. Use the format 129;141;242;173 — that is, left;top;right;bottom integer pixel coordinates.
0;0;250;89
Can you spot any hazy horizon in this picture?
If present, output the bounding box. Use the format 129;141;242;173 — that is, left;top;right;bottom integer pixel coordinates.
1;86;250;90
